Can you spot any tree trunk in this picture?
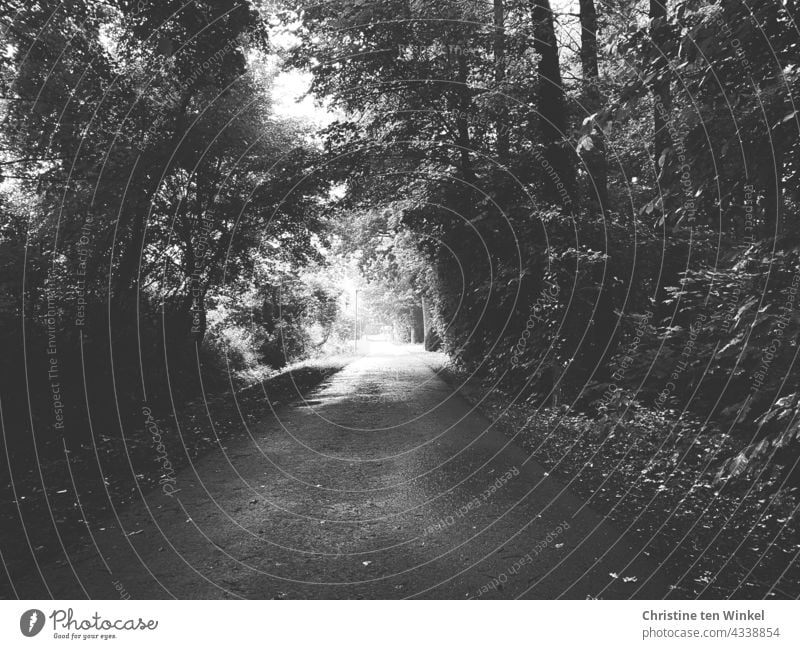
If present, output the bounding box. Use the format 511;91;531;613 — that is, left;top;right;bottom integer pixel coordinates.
421;295;429;347
579;0;608;213
494;0;509;163
421;295;438;351
650;0;671;178
576;0;614;379
531;0;574;208
110;205;146;323
411;304;424;343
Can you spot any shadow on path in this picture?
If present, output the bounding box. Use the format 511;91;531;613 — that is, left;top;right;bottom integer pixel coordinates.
11;342;671;599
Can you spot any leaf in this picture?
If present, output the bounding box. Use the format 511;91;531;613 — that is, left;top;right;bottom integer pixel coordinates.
728;452;749;478
577;134;595;153
582;112;599;127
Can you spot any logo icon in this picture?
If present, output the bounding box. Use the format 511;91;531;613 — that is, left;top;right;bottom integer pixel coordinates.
20;609;45;637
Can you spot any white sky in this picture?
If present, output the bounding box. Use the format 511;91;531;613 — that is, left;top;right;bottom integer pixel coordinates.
271;69;331;123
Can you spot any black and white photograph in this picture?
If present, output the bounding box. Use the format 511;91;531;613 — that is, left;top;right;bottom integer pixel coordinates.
1;0;799;645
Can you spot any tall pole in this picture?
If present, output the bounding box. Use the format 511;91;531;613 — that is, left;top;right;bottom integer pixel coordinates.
354;289;359;352
421;295;428;349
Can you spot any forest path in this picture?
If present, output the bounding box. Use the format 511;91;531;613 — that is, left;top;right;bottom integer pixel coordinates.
15;342;669;599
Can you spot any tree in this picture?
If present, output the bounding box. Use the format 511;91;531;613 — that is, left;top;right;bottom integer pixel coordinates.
578;0;608;213
649;0;671;179
0;0;331;426
494;0;509;163
531;0;575;207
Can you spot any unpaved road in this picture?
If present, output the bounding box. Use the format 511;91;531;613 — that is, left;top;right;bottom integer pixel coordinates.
12;342;669;599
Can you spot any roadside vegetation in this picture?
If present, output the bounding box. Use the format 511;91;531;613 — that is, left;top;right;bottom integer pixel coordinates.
292;0;800;596
2;0;800;596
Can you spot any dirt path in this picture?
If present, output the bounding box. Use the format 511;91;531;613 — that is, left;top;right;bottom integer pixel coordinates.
12;342;670;599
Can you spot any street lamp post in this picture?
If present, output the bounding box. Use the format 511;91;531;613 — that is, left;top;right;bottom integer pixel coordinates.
354;289;360;353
